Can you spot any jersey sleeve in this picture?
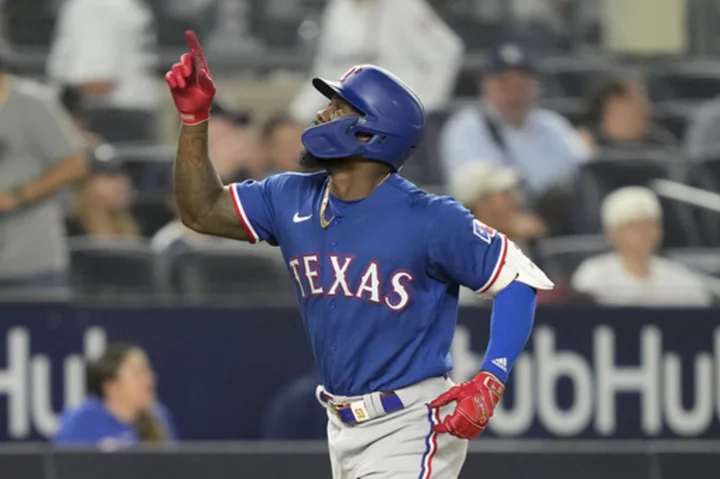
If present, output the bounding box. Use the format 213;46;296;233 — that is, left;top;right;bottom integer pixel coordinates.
427;197;509;294
228;176;281;245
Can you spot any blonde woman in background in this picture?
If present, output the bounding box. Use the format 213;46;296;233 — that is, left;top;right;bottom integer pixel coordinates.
68;156;139;239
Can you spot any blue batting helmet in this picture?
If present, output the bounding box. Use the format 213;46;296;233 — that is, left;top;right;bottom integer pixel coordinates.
301;65;426;171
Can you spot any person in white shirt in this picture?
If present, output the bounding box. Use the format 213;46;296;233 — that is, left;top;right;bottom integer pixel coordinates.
47;0;158;141
450;161;547;248
571;186;714;307
450;162;547;306
289;0;464;123
439;43;590;196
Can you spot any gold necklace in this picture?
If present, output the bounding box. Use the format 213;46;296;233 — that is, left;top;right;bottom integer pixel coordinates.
319;173;392;229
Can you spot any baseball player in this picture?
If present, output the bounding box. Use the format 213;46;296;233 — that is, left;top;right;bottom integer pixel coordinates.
167;31;554;479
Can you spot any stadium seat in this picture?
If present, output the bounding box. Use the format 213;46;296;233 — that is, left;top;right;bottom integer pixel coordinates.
693;155;720;191
131;195;175;238
100;143;175;193
402;110;450;186
69;237;158;297
664;247;720;278
5;0;55;47
573;150;702;247
452;67;482;99
169;246;294;302
541;97;585;126
535;235;610;282
86;108;159;143
688;156;720;246
448;19;508;51
648;62;720;102
538;59;617;99
652;102;695;142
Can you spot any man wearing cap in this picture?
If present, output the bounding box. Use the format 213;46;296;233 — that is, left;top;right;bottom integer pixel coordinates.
0;41;87;289
572;186;713;307
449;161;547;249
439;43;589;206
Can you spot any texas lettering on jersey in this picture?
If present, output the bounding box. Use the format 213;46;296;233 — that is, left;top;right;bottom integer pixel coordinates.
288;254;414;312
229;172;510;394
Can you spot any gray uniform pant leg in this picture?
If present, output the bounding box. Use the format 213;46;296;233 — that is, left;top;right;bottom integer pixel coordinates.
324;377;469;479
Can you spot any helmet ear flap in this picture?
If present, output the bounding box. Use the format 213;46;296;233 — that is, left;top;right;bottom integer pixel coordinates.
301;116;367;159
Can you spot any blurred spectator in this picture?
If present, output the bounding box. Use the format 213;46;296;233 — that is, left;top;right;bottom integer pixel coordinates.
261;114;304;174
450;162;547;248
451;161;547;305
208;102;265;183
0;57;87;289
206;0;264;55
571;186;713;307
151;197;235;255
290;0;464;122
507;0;577;51
54;343;176;447
440;43;588;194
47;0;159;142
578;75;676;151
686;97;720;158
67;154;139;239
260;371;327;440
440;43;588;235
59;85;104;149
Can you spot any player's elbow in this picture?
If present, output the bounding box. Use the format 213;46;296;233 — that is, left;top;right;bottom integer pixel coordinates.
179;213;208;235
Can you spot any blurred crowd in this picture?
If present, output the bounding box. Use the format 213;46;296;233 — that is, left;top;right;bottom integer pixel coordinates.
0;0;719;308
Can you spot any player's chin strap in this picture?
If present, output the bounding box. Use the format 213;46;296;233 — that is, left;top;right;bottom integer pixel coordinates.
478;239;555;300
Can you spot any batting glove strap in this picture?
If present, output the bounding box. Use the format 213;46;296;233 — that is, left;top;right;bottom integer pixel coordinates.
180;111;210;126
474;371;505;405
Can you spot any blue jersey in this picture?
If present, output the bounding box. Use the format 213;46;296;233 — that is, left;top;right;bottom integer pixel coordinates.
231;172;507;396
53;397;177;446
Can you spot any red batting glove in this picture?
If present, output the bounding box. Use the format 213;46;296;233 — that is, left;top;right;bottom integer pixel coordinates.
428;371;505;439
165;30;216;125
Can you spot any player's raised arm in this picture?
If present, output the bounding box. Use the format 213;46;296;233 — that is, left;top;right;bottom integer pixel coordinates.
165;31;250;241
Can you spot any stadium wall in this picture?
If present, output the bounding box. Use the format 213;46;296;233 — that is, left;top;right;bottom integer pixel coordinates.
0;304;718;442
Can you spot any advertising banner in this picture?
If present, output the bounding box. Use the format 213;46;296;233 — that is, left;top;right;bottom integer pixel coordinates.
0;304;718;441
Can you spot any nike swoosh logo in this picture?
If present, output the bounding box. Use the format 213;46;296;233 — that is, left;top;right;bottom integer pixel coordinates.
293;212;313;223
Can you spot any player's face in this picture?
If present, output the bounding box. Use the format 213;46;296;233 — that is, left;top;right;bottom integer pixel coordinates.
611;219;662;258
299;96;363;170
108;349;156;414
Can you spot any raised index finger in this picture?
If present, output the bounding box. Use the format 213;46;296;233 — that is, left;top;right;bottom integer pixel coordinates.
184;30;209;73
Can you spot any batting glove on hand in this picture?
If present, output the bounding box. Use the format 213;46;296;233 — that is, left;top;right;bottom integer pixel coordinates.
165;30;216;125
428;371;505;439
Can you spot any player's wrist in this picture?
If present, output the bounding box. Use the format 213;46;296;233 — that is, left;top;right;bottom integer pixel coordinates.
180;111;210;126
478;358;510;383
473;370;505;407
473;370;505;395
